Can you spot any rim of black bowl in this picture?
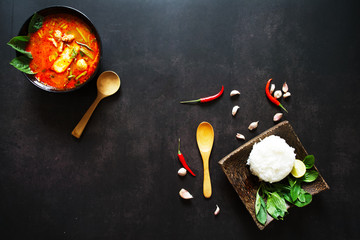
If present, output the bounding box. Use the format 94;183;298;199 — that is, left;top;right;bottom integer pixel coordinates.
17;6;102;93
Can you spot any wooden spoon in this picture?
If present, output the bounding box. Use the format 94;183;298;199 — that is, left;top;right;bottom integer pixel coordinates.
196;121;214;198
71;71;121;138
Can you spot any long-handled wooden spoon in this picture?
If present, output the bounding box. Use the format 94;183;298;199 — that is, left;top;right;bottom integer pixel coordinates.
71;71;121;138
196;121;214;198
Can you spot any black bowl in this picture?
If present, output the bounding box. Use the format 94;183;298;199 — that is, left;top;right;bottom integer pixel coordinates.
17;6;102;93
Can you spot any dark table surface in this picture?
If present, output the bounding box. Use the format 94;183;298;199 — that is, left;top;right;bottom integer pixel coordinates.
1;0;359;239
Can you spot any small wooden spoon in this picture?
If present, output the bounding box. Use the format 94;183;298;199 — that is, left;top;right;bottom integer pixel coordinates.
71;71;121;138
196;121;214;198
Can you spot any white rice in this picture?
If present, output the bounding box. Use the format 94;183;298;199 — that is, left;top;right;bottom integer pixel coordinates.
246;135;295;183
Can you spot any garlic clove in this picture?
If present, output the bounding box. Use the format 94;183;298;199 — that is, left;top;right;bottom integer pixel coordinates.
274;90;282;99
273;113;283;122
282;82;289;93
232;105;240;116
270;84;275;94
236;133;245;140
177;168;187;176
179;188;193;199
283;92;291;98
214;204;220;216
248;121;259;130
230;90;240;97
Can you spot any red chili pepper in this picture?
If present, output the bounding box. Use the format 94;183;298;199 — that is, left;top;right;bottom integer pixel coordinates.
265;79;288;113
180;86;224;104
177;138;196;176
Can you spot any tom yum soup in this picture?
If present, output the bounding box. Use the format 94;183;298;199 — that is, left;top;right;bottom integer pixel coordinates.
26;13;100;90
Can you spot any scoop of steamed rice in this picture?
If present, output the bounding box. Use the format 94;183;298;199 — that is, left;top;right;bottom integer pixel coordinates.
247;135;295;183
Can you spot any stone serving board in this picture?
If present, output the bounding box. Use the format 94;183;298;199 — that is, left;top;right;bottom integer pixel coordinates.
218;121;330;230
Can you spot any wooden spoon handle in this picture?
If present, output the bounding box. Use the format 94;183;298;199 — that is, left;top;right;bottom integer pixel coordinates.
71;95;102;138
202;153;212;198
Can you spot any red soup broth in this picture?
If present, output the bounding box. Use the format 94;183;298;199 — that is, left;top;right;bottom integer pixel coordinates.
26;13;100;90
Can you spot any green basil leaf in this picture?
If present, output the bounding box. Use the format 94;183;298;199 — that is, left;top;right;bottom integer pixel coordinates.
261;183;273;193
288;176;296;187
255;188;267;225
282;192;293;203
7;36;32;59
272;182;290;191
266;197;279;220
298;189;307;202
290;182;301;202
293;192;312;207
70;48;78;59
255;190;261;215
267;200;285;220
266;192;287;220
257;206;267;225
28;12;44;33
9;56;35;74
303;155;315;169
270;192;287;212
303;170;319;183
260;193;266;208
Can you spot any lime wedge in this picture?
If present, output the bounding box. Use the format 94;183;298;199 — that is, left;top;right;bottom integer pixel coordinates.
291;159;306;178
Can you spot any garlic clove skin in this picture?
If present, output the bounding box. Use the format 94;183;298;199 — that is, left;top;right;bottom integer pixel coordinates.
274;90;282;99
230;90;240;97
236;133;245;140
273;113;283;122
283;92;291;98
232;105;240;116
177;168;187;176
270;84;275;94
179;188;193;199
248;121;259;130
282;82;289;93
214;204;220;216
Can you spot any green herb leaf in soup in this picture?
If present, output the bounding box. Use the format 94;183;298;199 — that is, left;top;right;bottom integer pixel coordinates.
7;36;32;59
9;56;35;74
28;12;44;33
79;46;94;59
70;48;78;59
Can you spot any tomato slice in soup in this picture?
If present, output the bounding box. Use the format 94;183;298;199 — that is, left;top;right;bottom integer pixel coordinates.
26;13;100;90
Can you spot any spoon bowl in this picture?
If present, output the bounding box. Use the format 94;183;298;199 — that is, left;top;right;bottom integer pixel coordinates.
71;71;120;138
97;71;121;96
196;121;214;198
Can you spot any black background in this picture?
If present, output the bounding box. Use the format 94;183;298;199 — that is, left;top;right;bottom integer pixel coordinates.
1;0;359;239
